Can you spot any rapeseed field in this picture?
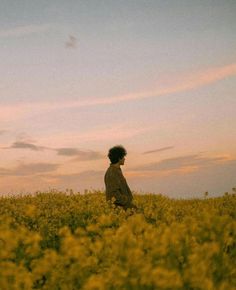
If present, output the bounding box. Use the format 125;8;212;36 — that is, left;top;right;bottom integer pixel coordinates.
0;190;235;290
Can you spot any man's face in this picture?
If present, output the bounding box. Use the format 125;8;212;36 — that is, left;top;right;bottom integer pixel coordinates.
120;156;125;165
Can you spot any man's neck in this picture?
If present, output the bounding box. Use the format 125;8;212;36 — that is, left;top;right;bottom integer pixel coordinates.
111;163;120;168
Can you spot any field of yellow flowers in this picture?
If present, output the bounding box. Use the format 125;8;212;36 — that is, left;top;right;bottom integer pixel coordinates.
0;189;235;290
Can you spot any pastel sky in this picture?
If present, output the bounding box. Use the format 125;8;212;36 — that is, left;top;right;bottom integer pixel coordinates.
0;0;236;198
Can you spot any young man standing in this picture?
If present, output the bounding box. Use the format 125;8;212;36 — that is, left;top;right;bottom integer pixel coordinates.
104;145;137;210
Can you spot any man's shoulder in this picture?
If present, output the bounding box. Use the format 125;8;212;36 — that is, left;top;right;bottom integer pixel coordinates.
105;165;120;176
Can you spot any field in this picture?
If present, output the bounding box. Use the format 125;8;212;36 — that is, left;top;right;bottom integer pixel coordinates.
0;190;235;290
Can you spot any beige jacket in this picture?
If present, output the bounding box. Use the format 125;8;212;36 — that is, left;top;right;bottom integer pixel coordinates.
104;164;133;208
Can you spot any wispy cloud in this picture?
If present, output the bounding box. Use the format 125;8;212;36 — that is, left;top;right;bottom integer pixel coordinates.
73;124;152;142
0;103;38;122
3;141;48;151
56;148;82;156
70;151;105;162
126;159;236;198
1;63;235;123
0;23;55;38
1;136;50;151
65;35;77;49
55;147;105;161
143;146;174;154
0;162;60;177
58;62;236;107
36;123;154;146
130;153;233;173
1;139;105;161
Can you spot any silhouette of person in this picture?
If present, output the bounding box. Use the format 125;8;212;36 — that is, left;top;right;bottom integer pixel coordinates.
104;145;137;211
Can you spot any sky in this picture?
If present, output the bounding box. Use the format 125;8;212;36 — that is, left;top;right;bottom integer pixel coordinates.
0;0;236;198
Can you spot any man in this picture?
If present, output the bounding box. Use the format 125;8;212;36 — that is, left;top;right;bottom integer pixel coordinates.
104;145;137;210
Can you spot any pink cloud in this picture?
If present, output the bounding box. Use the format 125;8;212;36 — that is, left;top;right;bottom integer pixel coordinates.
163;63;236;93
1;62;235;123
37;123;154;147
126;152;235;179
64;62;236;106
0;23;55;38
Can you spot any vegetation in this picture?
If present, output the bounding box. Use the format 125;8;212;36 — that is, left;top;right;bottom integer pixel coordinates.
0;189;235;289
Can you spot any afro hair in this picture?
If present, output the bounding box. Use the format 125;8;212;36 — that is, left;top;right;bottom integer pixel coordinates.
108;145;127;164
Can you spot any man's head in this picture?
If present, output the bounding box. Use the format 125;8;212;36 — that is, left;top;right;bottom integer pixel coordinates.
108;145;127;165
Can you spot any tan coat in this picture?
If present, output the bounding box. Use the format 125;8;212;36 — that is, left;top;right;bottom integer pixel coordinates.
104;164;133;209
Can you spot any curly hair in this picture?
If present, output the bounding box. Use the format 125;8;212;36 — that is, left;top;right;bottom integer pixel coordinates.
108;145;127;164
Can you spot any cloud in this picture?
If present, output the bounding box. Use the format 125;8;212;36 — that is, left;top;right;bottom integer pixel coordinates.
1;139;50;151
56;147;105;161
57;62;236;107
1;63;235;123
126;159;236;198
143;146;174;154
1;139;105;161
74;124;152;143
56;147;81;156
36;123;154;146
71;151;105;162
65;35;77;49
0;162;60;177
0;23;55;38
10;141;47;151
130;153;233;172
0;103;34;122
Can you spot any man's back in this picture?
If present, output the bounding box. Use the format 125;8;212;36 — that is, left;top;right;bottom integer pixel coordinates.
104;164;133;209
